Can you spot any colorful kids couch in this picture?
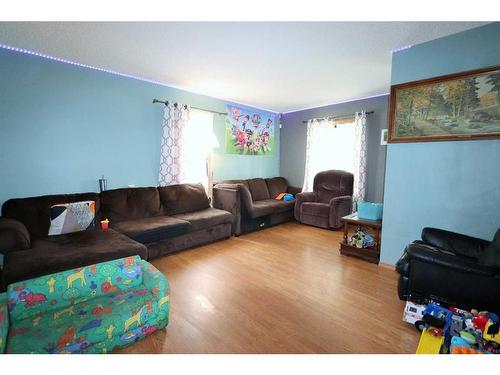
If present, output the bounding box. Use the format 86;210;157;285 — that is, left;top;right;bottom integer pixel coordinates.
0;255;170;354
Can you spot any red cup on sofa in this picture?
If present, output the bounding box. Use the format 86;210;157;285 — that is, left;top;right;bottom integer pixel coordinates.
100;219;109;231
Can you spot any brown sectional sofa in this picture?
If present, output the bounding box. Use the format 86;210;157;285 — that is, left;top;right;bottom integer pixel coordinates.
213;177;301;235
0;183;233;288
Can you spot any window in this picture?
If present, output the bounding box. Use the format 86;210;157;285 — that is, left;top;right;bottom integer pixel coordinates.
182;109;218;193
303;120;356;192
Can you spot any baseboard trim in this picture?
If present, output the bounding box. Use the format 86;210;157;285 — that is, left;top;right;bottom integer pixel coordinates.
378;262;396;271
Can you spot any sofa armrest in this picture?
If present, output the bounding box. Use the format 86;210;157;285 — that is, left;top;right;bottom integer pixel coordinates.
287;186;302;195
329;195;353;228
295;192;318;202
0;218;31;255
142;261;170;327
294;192;319;221
0;292;8;353
213;186;241;235
421;227;490;259
406;242;499;277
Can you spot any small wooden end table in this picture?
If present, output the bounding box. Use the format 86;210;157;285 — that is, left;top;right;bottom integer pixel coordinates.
339;213;382;264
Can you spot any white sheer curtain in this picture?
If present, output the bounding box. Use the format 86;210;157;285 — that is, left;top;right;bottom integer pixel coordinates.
352;111;367;209
182;109;216;190
302;118;356;192
158;103;190;186
302;111;367;209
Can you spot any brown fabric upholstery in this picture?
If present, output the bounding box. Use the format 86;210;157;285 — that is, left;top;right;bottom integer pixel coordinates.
111;216;191;244
314;170;353;203
329;195;353;228
147;223;232;258
287;186;303;196
212;187;241;235
247;178;270;201
0;218;31;254
299;202;330;229
173;208;233;231
2;192;101;239
3;228;147;285
214;176;297;235
247;199;295;219
294;192;318;222
100;187;161;224
301;202;330;217
295;170;353;229
265;177;288;199
215;180;249;189
1;183;233;288
159;183;210;215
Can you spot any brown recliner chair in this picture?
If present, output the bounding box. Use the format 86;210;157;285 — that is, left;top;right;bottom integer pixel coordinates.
295;170;354;229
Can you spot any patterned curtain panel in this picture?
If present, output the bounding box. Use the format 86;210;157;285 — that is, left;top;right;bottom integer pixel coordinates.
302;119;320;192
352;111;367;210
158;103;191;186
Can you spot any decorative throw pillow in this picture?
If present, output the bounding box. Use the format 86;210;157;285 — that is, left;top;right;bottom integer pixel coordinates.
479;229;500;268
48;200;96;236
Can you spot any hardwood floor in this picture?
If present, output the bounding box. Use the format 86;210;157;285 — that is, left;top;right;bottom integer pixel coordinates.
119;222;419;354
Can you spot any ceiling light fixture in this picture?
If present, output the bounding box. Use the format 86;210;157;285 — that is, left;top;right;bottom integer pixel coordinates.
281;92;390;115
391;44;413;53
0;43;279;114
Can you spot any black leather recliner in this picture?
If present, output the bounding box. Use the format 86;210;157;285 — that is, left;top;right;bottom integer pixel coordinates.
396;227;500;312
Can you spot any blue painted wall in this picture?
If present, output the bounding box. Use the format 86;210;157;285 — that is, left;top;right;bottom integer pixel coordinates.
380;22;500;264
0;48;279;206
280;94;389;202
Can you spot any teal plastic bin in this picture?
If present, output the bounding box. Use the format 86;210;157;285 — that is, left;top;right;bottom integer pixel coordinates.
357;201;383;221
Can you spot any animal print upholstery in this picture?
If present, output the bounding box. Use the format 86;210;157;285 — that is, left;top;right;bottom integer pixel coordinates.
0;255;170;354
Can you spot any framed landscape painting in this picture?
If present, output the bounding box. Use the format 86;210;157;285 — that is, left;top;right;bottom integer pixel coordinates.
388;65;500;143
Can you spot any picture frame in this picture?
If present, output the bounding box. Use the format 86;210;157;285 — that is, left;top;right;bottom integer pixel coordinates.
380;129;388;145
388;65;500;143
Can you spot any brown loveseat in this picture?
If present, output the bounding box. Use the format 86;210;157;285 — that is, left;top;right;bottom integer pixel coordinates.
213;177;301;235
294;170;353;229
0;183;233;288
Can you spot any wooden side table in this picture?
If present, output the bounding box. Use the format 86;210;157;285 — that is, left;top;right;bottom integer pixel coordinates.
339;213;382;264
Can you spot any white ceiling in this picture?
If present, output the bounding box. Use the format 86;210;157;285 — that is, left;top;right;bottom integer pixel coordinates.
0;22;488;112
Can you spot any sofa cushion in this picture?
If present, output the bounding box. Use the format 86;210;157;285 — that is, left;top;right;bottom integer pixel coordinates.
301;202;330;217
314;170;354;204
6;288;158;354
6;255;146;322
100;187;161;224
111;216;192;244
172;208;233;231
265;177;289;199
248;199;294;218
2;192;101;239
3;229;147;286
158;183;210;216
247;178;270;201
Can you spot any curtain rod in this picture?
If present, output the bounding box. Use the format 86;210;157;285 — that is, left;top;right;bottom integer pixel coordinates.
152;99;227;116
301;111;374;124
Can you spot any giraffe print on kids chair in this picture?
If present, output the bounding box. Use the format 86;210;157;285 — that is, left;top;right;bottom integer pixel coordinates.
0;255;170;354
66;268;87;288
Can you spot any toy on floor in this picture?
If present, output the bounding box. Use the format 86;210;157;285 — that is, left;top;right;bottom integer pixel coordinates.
411;301;500;354
348;229;375;248
416;327;445;354
402;300;426;325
